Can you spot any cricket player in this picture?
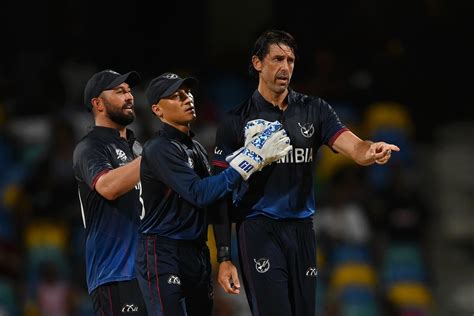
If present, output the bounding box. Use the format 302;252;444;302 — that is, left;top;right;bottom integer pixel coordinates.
135;72;292;315
73;69;146;315
213;30;400;316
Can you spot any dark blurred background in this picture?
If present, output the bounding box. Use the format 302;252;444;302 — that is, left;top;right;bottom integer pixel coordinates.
0;0;473;315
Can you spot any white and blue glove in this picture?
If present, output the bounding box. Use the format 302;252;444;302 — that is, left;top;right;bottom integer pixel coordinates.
227;120;292;180
243;119;272;146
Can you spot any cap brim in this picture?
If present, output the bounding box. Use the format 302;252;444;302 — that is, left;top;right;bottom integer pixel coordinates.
161;77;198;99
105;71;141;90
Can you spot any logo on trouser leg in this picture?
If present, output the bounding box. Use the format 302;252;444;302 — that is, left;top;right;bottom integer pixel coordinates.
254;258;270;273
121;304;139;313
305;267;318;277
168;275;181;285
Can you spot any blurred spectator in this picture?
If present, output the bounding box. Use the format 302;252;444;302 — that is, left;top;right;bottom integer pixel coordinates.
36;261;72;316
23;117;78;219
0;278;19;316
316;166;371;246
362;101;415;193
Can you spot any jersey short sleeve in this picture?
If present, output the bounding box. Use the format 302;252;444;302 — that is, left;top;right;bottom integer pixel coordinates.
73;140;113;189
319;99;347;147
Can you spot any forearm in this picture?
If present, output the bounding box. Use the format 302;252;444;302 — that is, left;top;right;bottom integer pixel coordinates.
187;168;241;208
95;157;141;200
352;140;376;166
215;226;232;262
210;165;232;262
333;131;400;166
212;201;232;262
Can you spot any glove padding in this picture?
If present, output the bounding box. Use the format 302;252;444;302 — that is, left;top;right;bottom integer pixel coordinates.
243;119;272;146
227;121;292;180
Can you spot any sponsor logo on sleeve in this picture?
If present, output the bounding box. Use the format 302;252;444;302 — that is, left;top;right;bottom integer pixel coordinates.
115;148;128;162
214;147;223;156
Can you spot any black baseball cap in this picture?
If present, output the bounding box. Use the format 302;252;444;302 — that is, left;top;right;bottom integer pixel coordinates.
84;69;141;111
145;72;197;106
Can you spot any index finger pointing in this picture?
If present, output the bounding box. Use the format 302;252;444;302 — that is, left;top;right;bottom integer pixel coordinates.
388;145;400;152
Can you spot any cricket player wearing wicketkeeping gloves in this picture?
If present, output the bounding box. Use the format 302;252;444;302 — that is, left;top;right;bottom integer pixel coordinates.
212;30;400;316
135;72;292;316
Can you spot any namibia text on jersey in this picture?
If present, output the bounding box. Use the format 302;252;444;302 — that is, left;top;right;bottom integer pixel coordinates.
277;148;313;163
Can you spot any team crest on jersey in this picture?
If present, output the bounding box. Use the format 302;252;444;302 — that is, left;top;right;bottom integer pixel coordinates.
254;258;270;273
298;123;314;138
115;148;128;162
168;275;181;285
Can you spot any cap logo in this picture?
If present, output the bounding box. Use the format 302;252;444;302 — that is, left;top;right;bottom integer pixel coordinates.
105;70;120;75
163;73;179;79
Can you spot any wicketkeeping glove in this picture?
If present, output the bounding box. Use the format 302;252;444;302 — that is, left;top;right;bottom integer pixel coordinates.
227;121;292;180
225;119;281;162
243;119;272;146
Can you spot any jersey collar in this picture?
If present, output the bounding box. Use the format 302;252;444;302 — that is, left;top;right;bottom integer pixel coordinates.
252;89;295;113
160;123;195;144
93;126;135;139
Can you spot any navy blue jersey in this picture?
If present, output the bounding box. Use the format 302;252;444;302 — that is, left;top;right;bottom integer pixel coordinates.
213;89;347;220
139;123;241;240
73;127;142;294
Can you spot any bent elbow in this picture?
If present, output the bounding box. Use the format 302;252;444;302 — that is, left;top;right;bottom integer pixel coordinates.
96;184;120;201
99;189;120;201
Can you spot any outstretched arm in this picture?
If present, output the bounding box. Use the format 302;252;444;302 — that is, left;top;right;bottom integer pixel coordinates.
332;130;400;166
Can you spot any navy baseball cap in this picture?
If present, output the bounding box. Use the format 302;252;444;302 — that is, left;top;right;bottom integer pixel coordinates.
145;73;197;106
84;69;141;111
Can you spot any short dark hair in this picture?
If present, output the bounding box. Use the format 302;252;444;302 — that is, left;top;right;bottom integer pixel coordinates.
249;30;297;78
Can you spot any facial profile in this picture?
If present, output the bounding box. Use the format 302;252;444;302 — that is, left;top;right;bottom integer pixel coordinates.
152;85;196;128
95;82;135;126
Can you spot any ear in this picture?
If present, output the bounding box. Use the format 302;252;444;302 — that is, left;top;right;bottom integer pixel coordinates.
252;55;262;72
151;103;162;118
91;98;104;112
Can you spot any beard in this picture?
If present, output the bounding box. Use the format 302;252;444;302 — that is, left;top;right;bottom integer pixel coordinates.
104;101;135;126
